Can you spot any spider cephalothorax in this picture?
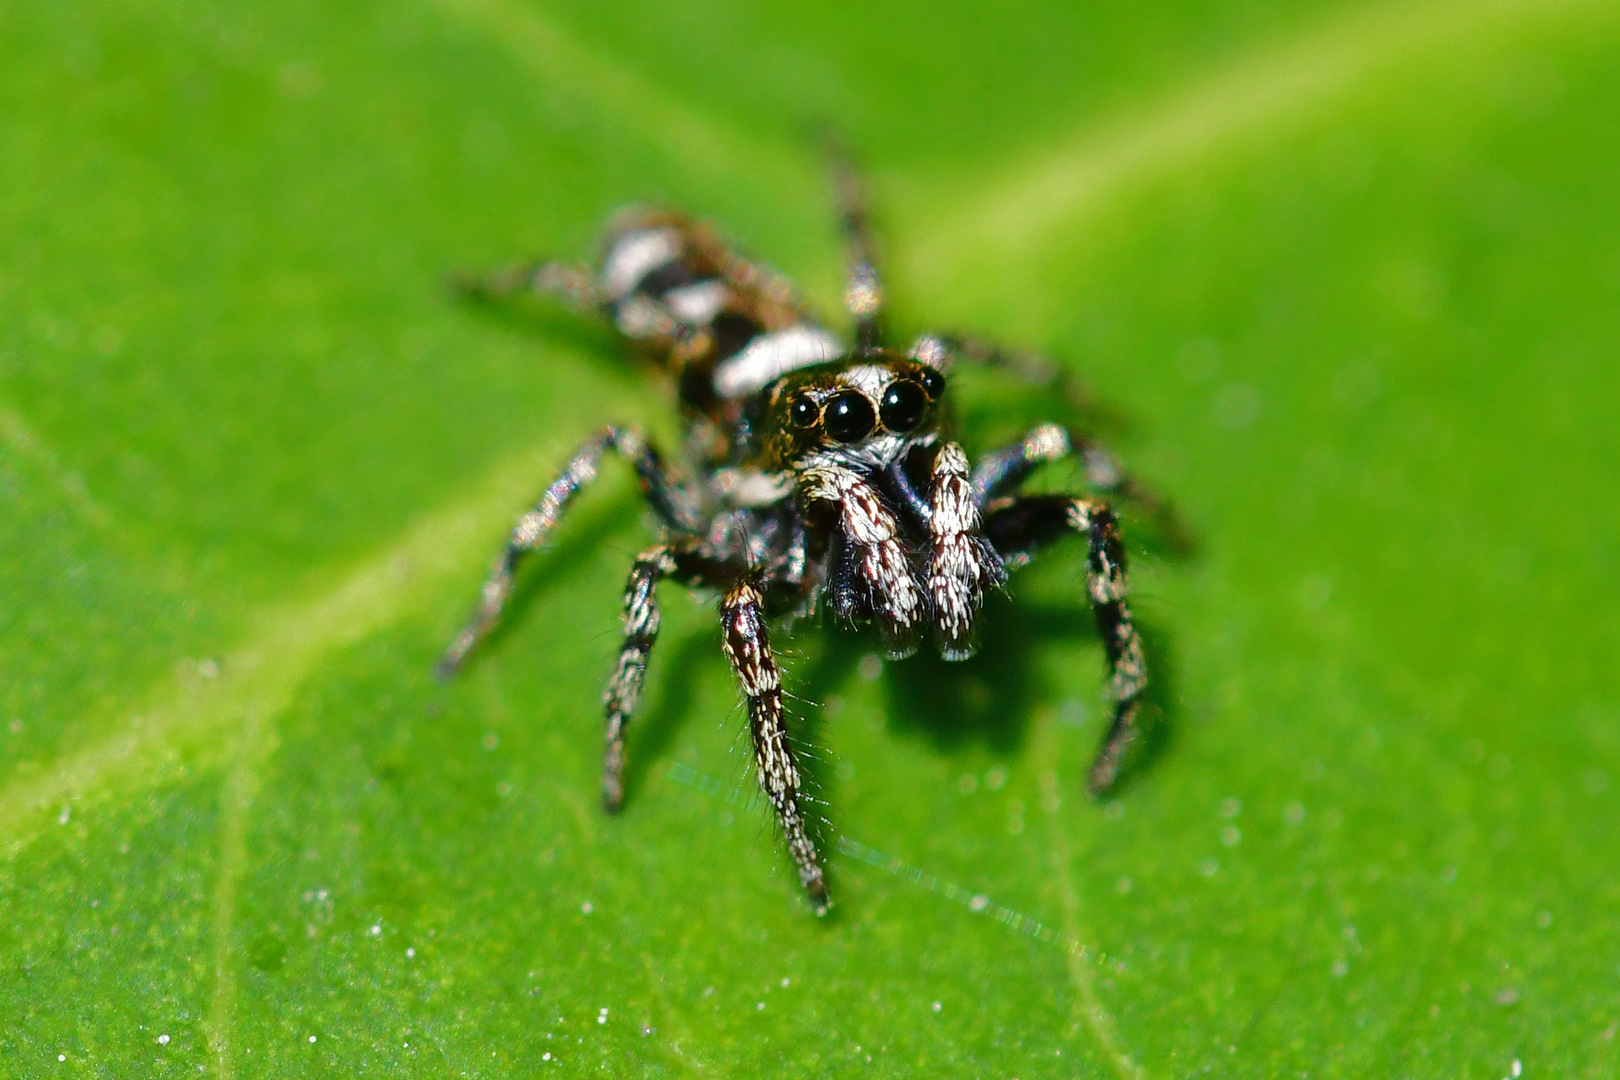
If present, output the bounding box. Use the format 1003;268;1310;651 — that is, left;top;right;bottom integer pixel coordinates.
751;353;1004;662
437;169;1167;915
758;354;946;468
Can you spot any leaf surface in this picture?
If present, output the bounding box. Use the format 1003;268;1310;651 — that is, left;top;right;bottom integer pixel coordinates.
3;0;1619;1075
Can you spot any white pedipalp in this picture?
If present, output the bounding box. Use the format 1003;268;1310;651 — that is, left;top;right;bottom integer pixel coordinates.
802;462;925;647
927;442;1002;658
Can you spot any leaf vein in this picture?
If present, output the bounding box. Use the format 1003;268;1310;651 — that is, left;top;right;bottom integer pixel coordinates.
908;0;1613;285
0;440;573;850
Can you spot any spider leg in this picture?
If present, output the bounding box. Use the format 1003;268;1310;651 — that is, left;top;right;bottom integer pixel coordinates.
802;463;924;658
720;578;831;913
436;426;696;679
925;442;1007;660
973;422;1133;503
449;259;603;312
600;541;733;811
982;494;1148;795
905;331;1113;419
829;149;886;351
971;422;1195;554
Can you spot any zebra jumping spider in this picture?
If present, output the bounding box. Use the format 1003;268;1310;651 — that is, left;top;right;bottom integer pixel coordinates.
437;165;1171;915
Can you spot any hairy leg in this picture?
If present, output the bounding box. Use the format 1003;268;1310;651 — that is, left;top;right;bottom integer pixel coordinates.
436;426;695;678
601;542;736;810
971;421;1195;554
925;442;1007;660
829;150;886;352
971;423;1124;502
719;579;831;913
983;494;1148;794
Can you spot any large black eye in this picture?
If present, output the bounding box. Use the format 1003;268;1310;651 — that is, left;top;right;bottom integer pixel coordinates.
917;366;945;399
822;391;876;443
879;380;928;432
788;393;819;429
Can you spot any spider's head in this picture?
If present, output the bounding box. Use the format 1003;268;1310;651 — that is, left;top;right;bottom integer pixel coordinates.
758;350;947;470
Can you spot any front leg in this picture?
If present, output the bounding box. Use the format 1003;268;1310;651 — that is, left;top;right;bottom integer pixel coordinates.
983;494;1148;794
601;542;733;811
436;426;696;678
972;423;1194;554
971;423;1082;504
719;579;831;914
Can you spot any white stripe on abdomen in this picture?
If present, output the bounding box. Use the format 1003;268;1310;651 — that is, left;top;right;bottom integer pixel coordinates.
713;326;842;398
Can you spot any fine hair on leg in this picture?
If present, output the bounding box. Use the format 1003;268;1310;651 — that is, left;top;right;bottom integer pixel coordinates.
601;544;680;812
719;578;831;914
1067;498;1148;794
436;426;692;679
981;493;1148;793
598;542;739;810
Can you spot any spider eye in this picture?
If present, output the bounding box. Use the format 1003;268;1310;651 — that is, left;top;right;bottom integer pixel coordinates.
917;366;945;399
788;393;820;429
822;391;876;443
879;380;928;432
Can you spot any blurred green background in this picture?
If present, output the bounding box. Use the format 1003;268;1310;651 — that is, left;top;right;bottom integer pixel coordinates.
3;0;1619;1074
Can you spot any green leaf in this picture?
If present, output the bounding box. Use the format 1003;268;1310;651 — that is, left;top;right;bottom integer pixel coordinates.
4;0;1619;1074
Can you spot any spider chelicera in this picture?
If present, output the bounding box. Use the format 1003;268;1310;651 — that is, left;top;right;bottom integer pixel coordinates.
437;165;1175;914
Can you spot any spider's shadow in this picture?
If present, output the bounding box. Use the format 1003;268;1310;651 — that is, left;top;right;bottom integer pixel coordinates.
622;630;717;804
620;585;1182;810
796;596;1180;782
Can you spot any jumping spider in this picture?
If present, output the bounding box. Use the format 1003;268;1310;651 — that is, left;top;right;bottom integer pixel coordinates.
438;167;1173;914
